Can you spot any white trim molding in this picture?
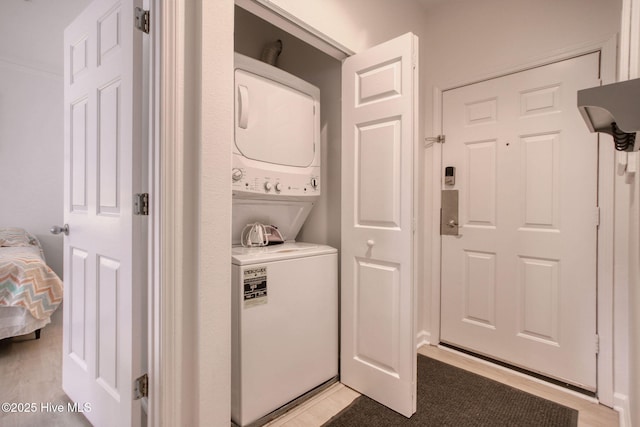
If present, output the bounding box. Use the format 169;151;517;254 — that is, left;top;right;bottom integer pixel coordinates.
619;3;640;426
621;0;640;79
234;0;354;60
428;86;443;347
158;0;187;425
614;392;632;427
416;330;432;349
147;1;162;426
595;35;618;409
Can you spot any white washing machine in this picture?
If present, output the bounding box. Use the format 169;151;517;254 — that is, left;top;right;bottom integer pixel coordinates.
231;242;338;426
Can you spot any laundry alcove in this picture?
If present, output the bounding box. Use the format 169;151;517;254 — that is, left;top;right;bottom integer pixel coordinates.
232;1;421;424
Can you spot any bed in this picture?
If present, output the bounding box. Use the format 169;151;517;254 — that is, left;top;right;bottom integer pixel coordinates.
0;227;63;340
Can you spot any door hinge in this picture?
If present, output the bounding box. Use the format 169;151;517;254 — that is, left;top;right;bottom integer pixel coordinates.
134;193;150;216
135;7;150;34
134;373;148;399
595;334;600;355
595;206;600;227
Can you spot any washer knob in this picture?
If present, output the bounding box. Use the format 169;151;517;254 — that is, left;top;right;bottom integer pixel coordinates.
275;182;282;192
264;182;272;191
232;168;243;181
311;178;319;189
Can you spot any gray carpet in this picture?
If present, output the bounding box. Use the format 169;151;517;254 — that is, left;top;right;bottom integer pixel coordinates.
324;355;579;427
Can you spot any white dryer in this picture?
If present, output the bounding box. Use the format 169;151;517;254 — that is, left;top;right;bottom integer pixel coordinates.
232;52;321;200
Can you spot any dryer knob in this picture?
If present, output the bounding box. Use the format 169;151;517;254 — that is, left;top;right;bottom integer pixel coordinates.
232;168;243;181
264;182;272;191
275;183;282;192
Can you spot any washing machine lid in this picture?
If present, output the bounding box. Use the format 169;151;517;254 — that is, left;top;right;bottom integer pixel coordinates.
232;242;337;265
231;198;314;246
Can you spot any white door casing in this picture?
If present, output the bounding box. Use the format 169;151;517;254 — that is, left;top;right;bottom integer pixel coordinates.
63;0;144;425
341;32;418;417
440;53;600;390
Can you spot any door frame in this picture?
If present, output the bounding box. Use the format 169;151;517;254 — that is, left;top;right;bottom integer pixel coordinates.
151;0;206;425
234;0;354;60
427;35;617;405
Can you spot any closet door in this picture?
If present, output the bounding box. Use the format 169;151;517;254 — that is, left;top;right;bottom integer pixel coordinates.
341;32;418;418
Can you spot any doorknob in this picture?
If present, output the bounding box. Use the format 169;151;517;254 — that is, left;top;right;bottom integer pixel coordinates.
50;224;69;236
367;239;375;247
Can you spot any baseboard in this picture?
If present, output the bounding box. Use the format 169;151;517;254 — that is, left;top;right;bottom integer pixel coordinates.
614;392;631;427
416;330;431;349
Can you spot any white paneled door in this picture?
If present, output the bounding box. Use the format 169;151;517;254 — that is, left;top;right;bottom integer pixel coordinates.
341;32;418;417
63;0;145;425
440;53;600;390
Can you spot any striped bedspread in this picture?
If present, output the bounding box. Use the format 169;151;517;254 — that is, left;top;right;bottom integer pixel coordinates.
0;246;63;320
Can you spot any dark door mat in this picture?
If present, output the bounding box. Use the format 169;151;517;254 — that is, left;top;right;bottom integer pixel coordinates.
324;354;578;426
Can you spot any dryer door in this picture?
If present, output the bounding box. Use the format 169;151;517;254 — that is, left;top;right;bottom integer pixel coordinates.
235;70;317;167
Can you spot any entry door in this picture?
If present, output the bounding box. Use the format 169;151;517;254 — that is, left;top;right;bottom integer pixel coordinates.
341;32;418;417
440;53;600;390
63;0;145;425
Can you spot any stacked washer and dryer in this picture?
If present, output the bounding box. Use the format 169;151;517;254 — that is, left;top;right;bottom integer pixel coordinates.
230;53;339;426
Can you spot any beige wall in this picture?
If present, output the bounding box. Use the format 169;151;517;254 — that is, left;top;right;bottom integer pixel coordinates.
0;0;90;276
198;0;234;425
0;63;64;275
422;0;621;131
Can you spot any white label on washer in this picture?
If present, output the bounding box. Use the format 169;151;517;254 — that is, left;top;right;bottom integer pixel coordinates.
243;266;267;308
